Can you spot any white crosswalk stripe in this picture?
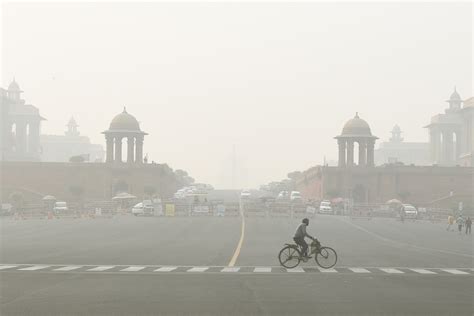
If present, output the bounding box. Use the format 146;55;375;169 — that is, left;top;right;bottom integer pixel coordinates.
87;266;115;272
410;269;437;275
154;266;178;272
221;267;240;272
349;268;371;273
440;269;469;275
18;265;50;271
286;267;305;273
120;266;146;272
1;264;472;275
54;266;82;271
379;268;404;274
187;267;209;272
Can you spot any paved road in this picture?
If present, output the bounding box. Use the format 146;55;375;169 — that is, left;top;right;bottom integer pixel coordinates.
1;215;473;315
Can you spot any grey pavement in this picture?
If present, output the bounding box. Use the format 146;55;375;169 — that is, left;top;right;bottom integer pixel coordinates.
1;214;473;315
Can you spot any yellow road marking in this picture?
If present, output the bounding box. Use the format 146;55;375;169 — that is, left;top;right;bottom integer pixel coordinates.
228;203;246;267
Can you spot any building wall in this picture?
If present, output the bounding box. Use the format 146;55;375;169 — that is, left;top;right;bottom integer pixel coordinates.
297;165;473;207
1;161;181;203
40;134;105;162
375;142;430;166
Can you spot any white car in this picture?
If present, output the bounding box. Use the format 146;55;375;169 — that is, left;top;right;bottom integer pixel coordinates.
401;204;418;219
319;201;333;215
290;191;302;201
132;201;154;216
240;190;251;199
53;201;68;214
277;191;290;200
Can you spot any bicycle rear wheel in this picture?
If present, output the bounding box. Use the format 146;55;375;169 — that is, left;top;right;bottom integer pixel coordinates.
278;246;301;268
315;247;337;269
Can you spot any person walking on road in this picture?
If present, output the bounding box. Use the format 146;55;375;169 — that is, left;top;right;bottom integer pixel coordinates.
456;215;465;234
465;217;472;235
446;214;455;231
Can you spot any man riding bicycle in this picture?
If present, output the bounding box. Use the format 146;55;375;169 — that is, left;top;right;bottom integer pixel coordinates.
294;218;316;260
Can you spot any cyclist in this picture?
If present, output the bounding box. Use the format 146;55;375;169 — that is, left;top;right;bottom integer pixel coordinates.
294;218;315;260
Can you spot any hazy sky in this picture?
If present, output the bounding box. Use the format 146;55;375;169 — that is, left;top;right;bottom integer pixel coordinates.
2;2;472;188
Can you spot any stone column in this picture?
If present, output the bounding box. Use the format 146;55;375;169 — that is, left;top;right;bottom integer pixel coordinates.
338;139;346;167
28;121;40;156
443;131;453;165
114;136;123;163
16;121;27;154
346;140;354;167
455;131;462;163
105;135;114;163
367;139;375;167
135;135;144;164
358;139;367;166
127;136;135;163
430;130;439;164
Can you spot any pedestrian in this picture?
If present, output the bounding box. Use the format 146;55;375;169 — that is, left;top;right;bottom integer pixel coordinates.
465;217;472;235
446;214;455;231
456;214;464;234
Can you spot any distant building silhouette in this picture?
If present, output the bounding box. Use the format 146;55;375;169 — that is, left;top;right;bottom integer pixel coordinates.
425;88;474;166
41;117;104;162
1;79;45;161
375;125;430;166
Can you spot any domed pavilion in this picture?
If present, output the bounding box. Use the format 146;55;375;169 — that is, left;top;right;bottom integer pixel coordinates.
102;108;147;164
335;113;378;167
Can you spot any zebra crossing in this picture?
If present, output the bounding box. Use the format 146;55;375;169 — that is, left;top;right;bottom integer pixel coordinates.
0;264;472;275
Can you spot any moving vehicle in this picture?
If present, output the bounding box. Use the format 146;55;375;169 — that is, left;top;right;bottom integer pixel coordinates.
401;204;418;219
278;239;337;269
290;191;302;201
53;201;68;214
319;200;333;215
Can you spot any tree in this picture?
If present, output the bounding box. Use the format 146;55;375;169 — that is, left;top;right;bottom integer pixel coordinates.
9;191;24;212
144;185;157;198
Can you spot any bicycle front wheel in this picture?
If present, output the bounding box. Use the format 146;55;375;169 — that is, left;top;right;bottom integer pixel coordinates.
315;247;337;269
278;246;301;268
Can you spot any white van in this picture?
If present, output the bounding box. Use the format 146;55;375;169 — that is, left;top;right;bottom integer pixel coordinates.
401;204;418;219
319;200;333;215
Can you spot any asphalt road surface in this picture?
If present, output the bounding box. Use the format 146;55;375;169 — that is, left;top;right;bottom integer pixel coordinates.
1;214;473;315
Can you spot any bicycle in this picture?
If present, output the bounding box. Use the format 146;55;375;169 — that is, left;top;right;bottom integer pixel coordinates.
278;239;337;269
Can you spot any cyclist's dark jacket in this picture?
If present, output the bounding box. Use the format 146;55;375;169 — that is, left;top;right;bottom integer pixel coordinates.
294;223;313;239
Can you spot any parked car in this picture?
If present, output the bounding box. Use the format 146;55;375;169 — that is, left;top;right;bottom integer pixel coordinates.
240;190;251;199
132;201;154;216
277;191;290;200
401;204;418;219
319;200;333;215
53;201;68;214
1;203;12;216
290;191;303;201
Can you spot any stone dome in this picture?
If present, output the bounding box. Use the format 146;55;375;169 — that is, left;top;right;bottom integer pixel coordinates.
8;79;22;92
109;107;141;131
449;88;461;101
340;113;373;137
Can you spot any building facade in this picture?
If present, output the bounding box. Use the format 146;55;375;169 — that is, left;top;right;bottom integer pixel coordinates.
1;109;182;203
425;89;474;166
41;117;105;162
1;79;44;161
374;125;430;166
296;113;473;208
